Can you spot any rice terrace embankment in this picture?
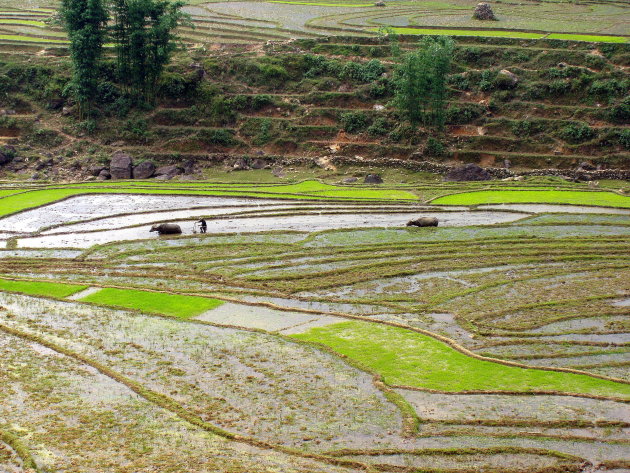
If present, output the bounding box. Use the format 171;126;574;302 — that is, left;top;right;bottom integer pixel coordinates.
0;0;629;471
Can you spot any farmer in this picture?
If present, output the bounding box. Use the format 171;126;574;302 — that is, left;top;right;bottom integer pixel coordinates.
197;218;207;234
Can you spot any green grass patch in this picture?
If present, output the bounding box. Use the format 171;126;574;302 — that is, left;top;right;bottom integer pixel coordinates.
431;190;630;208
547;33;628;43
79;288;224;319
0;278;87;298
0;19;47;27
293;321;630;398
0;34;67;43
383;28;545;39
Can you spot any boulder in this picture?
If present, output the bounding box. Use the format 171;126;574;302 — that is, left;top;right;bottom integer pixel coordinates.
496;69;518;88
134;161;156;179
183;159;195;175
0;151;13;166
364;173;383;184
110;151;133;179
445;163;491;181
35;158;54;171
155;164;183;179
578;161;596;171
88;165;106;177
251;158;267;169
97;169;111;180
232;158;250;171
375;1;386;6
272;167;286;178
473;2;496;20
343;177;358;184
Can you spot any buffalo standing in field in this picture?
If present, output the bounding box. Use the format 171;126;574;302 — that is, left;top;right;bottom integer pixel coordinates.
406;217;439;227
150;223;182;235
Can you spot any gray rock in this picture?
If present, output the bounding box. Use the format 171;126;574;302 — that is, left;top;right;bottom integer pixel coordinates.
251;158;266;169
88;165;105;177
364;174;383;184
134;161;156;179
272;167;286;178
155;165;183;179
343;177;358;183
35;158;54;171
473;2;496;20
97;169;111;180
232;158;250;171
497;69;518;88
0;152;12;166
110;151;133;179
183;159;195;175
445;163;491;181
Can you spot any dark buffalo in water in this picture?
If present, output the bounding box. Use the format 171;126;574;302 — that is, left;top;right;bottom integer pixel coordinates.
406;217;439;227
150;223;182;235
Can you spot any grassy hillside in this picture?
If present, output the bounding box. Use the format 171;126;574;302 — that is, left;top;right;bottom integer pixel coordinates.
0;33;627;177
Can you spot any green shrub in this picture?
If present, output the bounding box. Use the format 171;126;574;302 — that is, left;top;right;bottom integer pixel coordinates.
585;54;607;70
548;79;571;96
123;118;151;141
252;94;274;110
424;137;446;156
445;103;484;125
366;117;391;136
341;112;369;133
448;73;470;91
616;129;630;149
608;97;629;124
560;123;595;143
252;118;274;145
27;128;63;147
590;79;627;98
199;128;236;146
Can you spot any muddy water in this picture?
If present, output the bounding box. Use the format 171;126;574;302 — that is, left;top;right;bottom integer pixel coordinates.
16;211;529;248
195;302;341;332
0;293;402;451
0;195;307;233
397;389;630;423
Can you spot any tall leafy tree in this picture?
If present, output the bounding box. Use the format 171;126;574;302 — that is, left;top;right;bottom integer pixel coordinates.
393;36;454;129
113;0;187;103
60;0;109;119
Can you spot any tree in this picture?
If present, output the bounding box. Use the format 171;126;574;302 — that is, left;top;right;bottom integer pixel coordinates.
393;36;454;129
60;0;109;119
112;0;187;104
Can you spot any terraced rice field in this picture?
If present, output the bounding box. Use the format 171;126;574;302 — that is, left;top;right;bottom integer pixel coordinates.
0;177;628;472
0;0;627;49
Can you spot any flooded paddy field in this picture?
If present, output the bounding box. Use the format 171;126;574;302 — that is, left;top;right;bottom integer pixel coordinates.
0;180;628;472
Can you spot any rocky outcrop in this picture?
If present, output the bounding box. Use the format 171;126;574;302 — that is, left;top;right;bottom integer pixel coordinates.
496;69;518;88
364;173;383;184
110;151;133;179
445;163;492;181
473;2;496;20
155;165;183;180
134;161;156;179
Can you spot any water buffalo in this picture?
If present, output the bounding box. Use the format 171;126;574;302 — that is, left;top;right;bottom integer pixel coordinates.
150;223;182;235
406;217;439;227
